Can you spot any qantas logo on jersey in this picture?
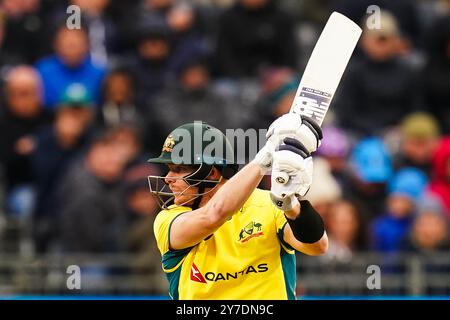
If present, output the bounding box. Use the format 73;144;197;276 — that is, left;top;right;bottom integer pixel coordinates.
190;263;207;283
190;263;268;283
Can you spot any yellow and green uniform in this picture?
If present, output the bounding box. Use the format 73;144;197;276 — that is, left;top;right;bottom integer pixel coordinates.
153;188;296;300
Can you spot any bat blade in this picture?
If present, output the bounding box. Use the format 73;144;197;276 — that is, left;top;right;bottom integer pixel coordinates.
291;12;362;126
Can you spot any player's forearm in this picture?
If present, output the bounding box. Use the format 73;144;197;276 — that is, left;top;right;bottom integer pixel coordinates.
205;162;263;227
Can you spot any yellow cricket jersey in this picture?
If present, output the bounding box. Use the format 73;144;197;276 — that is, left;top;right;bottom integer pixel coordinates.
153;188;297;300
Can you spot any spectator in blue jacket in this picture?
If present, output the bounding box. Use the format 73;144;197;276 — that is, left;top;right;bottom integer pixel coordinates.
35;25;106;109
348;137;393;219
370;167;429;253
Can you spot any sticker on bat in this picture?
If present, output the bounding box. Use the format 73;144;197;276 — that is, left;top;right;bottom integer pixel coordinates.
293;87;332;125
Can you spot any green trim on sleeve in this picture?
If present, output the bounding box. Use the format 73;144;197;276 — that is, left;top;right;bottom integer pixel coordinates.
277;221;295;252
162;247;192;270
167;211;189;251
162;247;192;300
280;248;297;300
165;265;183;300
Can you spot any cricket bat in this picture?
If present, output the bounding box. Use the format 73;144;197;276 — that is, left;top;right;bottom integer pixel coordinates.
275;12;362;184
291;12;362;124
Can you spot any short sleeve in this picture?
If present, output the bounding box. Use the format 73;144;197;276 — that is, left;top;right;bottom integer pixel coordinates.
153;209;188;255
273;204;295;253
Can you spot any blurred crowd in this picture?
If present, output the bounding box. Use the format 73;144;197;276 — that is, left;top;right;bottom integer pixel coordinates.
0;0;449;289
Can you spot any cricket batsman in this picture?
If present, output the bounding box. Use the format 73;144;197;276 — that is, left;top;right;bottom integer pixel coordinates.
148;114;328;299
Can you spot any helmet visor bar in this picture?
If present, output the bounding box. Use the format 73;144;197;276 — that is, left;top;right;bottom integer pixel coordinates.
147;174;223;209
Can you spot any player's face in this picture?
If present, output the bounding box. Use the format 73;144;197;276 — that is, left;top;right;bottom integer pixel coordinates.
165;165;199;206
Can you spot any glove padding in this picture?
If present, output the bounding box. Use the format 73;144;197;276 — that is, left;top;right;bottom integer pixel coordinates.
266;113;323;155
270;139;314;211
254;113;322;174
253;143;275;174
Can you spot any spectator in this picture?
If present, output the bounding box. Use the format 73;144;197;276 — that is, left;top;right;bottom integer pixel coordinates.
331;0;421;46
141;0;174;19
304;158;342;227
0;0;48;68
148;55;247;154
316;126;353;191
250;67;299;130
99;69;141;128
401;197;450;253
122;0;173;51
0;66;49;216
348;137;393;219
123;163;167;293
215;0;298;77
334;11;421;136
371;167;428;253
167;2;210;75
106;125;142;168
31;85;95;252
421;14;450;133
59;135;128;253
428;136;450;215
394;112;440;177
128;22;172;111
68;0;118;66
322;199;368;263
35;25;106;109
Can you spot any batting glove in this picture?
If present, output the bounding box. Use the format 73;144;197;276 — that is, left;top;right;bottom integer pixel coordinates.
267;113;323;154
270;138;314;211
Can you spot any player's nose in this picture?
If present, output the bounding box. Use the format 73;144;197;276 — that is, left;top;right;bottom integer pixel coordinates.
164;171;176;185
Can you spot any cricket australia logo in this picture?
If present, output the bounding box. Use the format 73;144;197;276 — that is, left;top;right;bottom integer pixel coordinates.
238;221;263;243
162;135;175;153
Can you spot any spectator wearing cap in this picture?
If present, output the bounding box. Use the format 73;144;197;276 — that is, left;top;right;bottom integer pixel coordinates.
334;10;422;137
215;0;298;77
35;25;106;109
427;136;450;215
0;66;49;216
348;137;393;219
31;84;96;252
394;112;440;177
370;167;429;253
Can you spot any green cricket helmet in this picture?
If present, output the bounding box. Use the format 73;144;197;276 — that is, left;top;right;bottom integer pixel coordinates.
147;121;238;209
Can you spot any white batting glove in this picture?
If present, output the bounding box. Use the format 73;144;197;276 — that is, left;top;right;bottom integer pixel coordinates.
266;113;322;155
270;144;314;211
253;142;275;174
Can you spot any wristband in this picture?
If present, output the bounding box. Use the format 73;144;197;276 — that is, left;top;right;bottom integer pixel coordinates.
285;200;325;244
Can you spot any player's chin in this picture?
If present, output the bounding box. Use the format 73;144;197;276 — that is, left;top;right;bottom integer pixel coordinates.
174;195;196;206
